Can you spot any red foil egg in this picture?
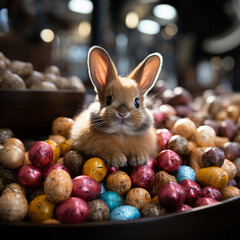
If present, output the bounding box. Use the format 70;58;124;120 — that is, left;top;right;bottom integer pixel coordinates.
156;150;181;174
17;164;42;188
28;141;53;168
55;197;89;223
156;128;172;151
72;175;101;201
44;163;70;179
194;197;218;207
175;203;192;212
146;157;158;172
107;166;119;174
202;186;223;201
180;179;202;206
131;165;155;190
158;182;186;209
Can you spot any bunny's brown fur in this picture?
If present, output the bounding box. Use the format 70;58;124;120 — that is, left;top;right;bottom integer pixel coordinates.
70;46;162;168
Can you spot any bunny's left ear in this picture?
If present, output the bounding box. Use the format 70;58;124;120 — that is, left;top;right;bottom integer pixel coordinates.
128;53;162;95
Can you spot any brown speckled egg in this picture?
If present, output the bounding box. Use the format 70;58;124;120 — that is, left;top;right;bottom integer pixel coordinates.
106;171;132;195
52;117;74;138
125;187;151;210
202;147;225;167
63;150;85;177
141;203;167;217
48;135;66;146
0;192;28;221
87;199;110;222
167;135;188;155
44;169;72;203
221;159;237;180
0;145;25;169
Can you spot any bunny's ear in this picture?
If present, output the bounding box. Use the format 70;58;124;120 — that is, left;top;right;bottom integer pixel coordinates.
88;46;118;93
128;53;162;95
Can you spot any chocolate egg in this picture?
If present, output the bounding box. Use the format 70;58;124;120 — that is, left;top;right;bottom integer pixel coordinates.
17;164;43;188
0;145;25;169
28;195;55;222
158;182;186;209
87;199;110;222
28;141;53;168
156;150;181;174
72;175;101;201
100;191;123;212
55;197;89;223
44;169;72;203
202;147;225;167
180;179;202;206
125;187;151;210
196;167;229;189
106;170;132;195
82;157;107;182
131;165;155;190
141;202;167;217
194;197;218;207
202;186;222;201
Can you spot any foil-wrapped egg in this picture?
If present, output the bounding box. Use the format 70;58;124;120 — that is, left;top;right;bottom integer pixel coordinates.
202;186;222;201
72;175;101;201
158;182;186;210
55;197;89;223
131;165;155;190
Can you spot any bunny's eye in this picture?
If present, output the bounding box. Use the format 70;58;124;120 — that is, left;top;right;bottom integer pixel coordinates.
106;95;112;106
134;98;140;109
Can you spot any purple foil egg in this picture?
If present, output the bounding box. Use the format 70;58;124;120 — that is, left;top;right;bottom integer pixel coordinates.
56;197;89;223
158;182;186;209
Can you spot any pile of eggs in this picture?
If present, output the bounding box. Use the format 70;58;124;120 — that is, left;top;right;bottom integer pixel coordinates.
0;87;240;224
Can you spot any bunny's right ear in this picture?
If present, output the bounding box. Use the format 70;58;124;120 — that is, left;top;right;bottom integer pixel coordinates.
88;46;118;93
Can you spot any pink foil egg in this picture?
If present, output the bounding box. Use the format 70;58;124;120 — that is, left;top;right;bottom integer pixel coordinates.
156;150;181;174
72;175;101;201
194;197;218;207
202;186;222;201
158;182;186;209
175;203;192;212
17;164;42;188
56;197;89;223
156;128;172;151
44;163;70;179
131;165;155;190
180;179;202;206
146;157;158;172
28;141;53;168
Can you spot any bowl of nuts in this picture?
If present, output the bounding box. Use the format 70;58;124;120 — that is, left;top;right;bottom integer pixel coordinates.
0;52;85;138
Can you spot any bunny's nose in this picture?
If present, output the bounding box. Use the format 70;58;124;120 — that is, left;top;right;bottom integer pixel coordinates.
117;112;128;118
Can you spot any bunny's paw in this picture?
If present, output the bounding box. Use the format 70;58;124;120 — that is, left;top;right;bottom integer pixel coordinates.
105;152;127;168
128;154;148;167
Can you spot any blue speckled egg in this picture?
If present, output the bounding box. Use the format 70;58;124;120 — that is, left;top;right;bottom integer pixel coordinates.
109;205;141;221
100;182;107;194
175;165;196;183
100;191;124;212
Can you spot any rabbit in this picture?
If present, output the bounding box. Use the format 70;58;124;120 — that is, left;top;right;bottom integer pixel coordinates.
70;46;163;168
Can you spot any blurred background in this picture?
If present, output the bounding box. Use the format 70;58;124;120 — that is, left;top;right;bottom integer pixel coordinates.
0;0;240;96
